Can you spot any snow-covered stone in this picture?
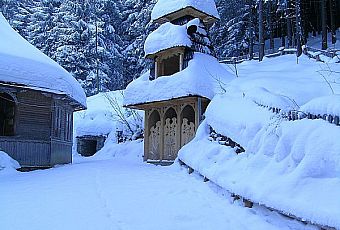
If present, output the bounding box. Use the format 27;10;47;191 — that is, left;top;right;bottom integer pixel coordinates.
151;0;220;22
0;13;86;108
124;53;235;106
144;22;191;57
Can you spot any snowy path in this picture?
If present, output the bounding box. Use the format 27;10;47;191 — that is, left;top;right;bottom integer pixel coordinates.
0;146;315;230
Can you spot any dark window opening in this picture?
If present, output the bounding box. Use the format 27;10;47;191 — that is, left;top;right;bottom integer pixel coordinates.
0;93;15;136
77;139;98;157
159;54;180;77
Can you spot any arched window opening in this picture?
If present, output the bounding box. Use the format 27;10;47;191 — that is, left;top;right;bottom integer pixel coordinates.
0;93;16;136
164;107;178;160
180;105;195;147
148;110;161;160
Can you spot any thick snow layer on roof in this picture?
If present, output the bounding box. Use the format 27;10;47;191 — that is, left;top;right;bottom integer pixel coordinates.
151;0;220;22
144;22;191;56
124;53;235;106
0;14;86;107
301;95;340;117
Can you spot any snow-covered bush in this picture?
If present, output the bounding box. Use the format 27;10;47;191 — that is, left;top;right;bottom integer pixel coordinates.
0;151;20;175
74;90;144;144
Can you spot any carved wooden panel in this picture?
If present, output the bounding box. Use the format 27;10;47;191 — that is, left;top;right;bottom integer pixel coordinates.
163;117;177;160
149;121;161;160
181;118;195;147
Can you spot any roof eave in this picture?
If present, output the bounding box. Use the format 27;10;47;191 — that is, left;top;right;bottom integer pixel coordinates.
152;6;219;27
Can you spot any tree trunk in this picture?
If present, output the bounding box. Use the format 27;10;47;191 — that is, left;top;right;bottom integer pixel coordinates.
249;3;255;60
286;0;293;47
321;0;328;50
268;0;274;50
258;0;265;61
330;0;337;45
281;11;286;47
296;0;302;57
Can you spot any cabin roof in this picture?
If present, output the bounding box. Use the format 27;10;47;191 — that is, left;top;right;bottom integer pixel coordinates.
151;0;220;25
144;22;192;58
124;53;234;107
0;14;86;109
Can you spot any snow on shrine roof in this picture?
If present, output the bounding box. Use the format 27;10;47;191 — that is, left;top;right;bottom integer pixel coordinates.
0;14;86;108
144;22;192;57
151;0;220;22
124;53;234;107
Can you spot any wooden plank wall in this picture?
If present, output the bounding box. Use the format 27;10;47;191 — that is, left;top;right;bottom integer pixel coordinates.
16;91;52;140
0;138;50;166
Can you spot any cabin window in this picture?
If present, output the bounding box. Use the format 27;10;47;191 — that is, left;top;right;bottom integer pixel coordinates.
0;93;15;136
54;106;62;138
64;112;72;141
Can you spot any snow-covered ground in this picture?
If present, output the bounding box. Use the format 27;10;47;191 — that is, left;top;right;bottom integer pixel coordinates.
0;141;317;230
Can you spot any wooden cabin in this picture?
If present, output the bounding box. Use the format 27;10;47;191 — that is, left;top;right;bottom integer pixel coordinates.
125;1;220;164
0;14;86;168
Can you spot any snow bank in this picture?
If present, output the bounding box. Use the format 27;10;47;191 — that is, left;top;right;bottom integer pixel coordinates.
144;23;191;56
124;53;234;106
179;91;340;229
177;54;340;228
301;95;340;117
0;151;20;175
245;87;298;112
151;0;220;22
0;14;86;107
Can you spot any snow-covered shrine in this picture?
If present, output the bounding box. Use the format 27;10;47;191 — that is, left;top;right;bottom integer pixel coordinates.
0;14;86;169
124;0;233;164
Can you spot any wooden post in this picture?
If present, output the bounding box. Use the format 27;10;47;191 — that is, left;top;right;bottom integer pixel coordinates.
155;60;158;79
179;53;184;71
144;111;149;161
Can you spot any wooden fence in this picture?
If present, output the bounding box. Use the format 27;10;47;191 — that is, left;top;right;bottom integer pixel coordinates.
219;46;339;64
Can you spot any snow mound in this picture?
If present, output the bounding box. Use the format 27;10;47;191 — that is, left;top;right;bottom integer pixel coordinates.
245;87;298;112
301;95;340;117
144;22;191;56
179;90;340;229
151;0;220;22
178;54;340;228
0;151;20;175
124;53;235;106
0;13;86;108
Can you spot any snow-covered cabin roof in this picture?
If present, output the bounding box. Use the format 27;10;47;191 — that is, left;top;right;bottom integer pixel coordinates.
0;14;86;109
144;22;192;58
124;53;234;107
151;0;220;26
